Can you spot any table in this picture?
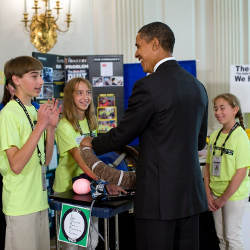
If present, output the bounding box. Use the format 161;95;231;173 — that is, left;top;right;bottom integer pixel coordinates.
49;190;134;250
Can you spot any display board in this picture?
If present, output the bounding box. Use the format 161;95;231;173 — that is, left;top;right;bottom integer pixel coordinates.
87;55;124;129
33;53;124;132
230;64;250;113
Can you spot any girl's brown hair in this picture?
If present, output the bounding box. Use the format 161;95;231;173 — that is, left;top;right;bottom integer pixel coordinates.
213;93;245;130
63;77;97;132
1;82;13;106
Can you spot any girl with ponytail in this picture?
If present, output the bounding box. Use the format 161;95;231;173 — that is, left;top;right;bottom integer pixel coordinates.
204;93;250;250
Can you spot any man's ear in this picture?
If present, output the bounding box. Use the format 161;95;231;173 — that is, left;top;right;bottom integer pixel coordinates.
152;38;160;51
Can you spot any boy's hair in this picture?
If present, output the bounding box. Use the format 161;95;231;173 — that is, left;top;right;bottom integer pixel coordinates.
213;93;245;130
63;77;97;132
4;56;43;88
138;22;175;53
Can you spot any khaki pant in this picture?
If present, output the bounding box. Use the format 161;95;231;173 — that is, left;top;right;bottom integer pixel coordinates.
5;209;50;250
213;197;248;250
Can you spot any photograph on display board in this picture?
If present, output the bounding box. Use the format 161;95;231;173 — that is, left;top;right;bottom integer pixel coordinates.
97;107;117;120
92;76;123;87
53;69;65;82
92;77;104;87
92;76;111;87
111;76;123;86
37;84;54;99
43;84;54;99
42;67;53;83
98;120;116;133
98;94;115;107
103;76;111;86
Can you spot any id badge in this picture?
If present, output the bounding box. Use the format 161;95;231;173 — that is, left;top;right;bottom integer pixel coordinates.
212;156;221;177
76;135;86;145
42;166;47;191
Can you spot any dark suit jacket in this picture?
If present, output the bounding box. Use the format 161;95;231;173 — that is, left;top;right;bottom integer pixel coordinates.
92;60;208;220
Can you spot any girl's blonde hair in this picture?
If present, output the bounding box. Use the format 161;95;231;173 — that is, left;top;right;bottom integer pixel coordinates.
63;77;97;132
213;93;245;130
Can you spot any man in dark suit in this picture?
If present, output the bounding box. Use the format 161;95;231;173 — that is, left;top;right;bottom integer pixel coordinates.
81;22;208;250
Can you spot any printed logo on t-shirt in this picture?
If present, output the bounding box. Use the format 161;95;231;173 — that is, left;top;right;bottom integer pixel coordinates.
213;146;234;156
75;133;90;145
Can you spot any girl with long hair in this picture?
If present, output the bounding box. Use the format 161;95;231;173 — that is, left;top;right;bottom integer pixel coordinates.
204;93;250;250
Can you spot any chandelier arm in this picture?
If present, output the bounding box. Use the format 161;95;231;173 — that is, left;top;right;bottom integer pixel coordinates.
54;14;60;23
56;26;69;33
25;26;30;32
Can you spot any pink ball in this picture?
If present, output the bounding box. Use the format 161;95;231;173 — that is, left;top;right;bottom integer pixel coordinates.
73;178;91;194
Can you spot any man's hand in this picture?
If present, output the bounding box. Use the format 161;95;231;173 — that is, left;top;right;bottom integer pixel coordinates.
80;136;93;148
105;183;127;195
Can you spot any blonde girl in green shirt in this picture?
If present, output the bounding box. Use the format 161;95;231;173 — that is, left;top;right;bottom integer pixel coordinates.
204;93;250;250
53;78;125;250
54;78;99;250
53;78;99;194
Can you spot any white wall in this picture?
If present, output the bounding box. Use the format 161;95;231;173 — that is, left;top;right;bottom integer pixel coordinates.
0;0;196;68
0;0;249;131
143;0;196;60
0;0;195;99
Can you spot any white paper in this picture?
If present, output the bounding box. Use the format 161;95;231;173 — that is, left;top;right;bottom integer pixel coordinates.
100;62;113;76
230;65;250;113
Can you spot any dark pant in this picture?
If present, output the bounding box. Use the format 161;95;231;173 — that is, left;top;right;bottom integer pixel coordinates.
136;215;199;250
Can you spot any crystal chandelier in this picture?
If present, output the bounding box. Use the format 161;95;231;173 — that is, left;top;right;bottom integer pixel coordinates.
22;0;72;53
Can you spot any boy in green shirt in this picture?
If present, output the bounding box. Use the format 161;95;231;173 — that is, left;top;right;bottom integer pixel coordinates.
0;56;61;250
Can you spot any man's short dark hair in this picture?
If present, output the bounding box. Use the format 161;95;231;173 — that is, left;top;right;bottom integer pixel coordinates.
138;22;175;53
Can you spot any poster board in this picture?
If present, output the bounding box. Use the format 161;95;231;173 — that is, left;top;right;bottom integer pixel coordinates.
64;54;124;132
33;53;124;133
230;65;250;113
87;55;124;125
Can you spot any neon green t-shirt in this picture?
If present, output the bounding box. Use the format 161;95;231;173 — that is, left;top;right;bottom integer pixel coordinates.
206;126;250;200
0;100;48;216
53;118;96;193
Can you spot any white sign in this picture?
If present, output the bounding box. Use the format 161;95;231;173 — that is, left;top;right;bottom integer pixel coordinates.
100;62;113;76
230;65;250;113
59;204;90;247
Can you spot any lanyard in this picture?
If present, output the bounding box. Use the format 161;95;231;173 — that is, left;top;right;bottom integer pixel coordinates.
77;120;95;137
212;122;239;156
14;96;45;166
